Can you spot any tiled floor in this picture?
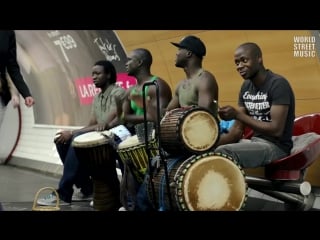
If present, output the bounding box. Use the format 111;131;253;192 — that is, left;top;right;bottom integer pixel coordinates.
1;164;320;211
0;165;93;211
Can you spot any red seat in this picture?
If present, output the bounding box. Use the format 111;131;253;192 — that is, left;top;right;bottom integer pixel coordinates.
243;126;254;139
265;113;320;180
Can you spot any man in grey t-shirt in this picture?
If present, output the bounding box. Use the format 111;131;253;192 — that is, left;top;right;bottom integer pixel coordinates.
215;42;295;168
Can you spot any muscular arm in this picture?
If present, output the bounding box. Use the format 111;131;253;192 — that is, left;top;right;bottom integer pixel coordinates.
147;78;172;121
122;86;146;124
166;81;182;111
197;71;219;115
123;80;172;124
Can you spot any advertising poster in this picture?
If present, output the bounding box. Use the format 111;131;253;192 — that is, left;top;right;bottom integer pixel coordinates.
15;30;136;126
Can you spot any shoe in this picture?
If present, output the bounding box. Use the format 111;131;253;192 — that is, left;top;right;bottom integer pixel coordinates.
37;193;71;206
118;206;127;211
72;189;93;202
89;200;94;207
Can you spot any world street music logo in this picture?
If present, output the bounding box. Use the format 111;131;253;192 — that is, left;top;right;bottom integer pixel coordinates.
293;35;316;57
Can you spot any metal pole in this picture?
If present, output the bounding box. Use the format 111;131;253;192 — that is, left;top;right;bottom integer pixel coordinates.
142;80;173;211
142;81;157;210
245;176;311;196
250;188;314;210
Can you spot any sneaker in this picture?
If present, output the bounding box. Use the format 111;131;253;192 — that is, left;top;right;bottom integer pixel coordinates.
37;193;71;206
72;189;93;202
118;206;127;211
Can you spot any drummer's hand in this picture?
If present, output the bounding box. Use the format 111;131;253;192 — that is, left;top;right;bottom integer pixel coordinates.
218;105;238;120
96;123;107;132
54;130;73;144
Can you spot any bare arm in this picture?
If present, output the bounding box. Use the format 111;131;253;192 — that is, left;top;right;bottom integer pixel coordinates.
166;81;182;111
122;86;148;124
197;71;219;115
147;78;172;122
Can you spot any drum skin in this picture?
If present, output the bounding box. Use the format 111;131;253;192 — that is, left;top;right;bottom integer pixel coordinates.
72;131;115;177
147;151;247;211
160;106;220;156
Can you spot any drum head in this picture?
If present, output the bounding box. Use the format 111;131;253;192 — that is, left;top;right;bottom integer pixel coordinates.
72;131;111;148
118;130;156;149
181;110;219;153
118;135;140;149
176;152;247;211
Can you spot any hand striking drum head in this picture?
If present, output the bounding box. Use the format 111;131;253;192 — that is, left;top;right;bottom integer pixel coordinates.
72;131;113;148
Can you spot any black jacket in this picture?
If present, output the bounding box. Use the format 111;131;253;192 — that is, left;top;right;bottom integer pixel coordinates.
0;30;32;106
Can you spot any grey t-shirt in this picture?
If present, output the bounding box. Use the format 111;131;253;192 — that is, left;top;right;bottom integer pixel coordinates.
238;70;295;153
91;83;126;124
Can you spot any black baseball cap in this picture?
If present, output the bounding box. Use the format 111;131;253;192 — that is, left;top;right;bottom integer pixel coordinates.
171;35;206;58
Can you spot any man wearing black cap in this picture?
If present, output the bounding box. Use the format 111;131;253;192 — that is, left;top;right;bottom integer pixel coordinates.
134;36;221;212
166;35;219;115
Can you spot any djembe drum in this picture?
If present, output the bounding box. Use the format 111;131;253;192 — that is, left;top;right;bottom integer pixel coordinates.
72;131;120;211
146;151;247;211
117;132;158;184
160;106;220;156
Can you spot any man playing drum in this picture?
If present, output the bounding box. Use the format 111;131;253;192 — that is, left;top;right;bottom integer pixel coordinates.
117;48;172;211
135;36;218;211
166;35;219;116
215;42;295;168
37;60;126;209
135;35;236;211
122;48;172;131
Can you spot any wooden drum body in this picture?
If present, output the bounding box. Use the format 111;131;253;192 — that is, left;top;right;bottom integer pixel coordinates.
147;152;247;211
72;131;120;211
72;131;115;179
160;106;220;156
117;134;158;184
